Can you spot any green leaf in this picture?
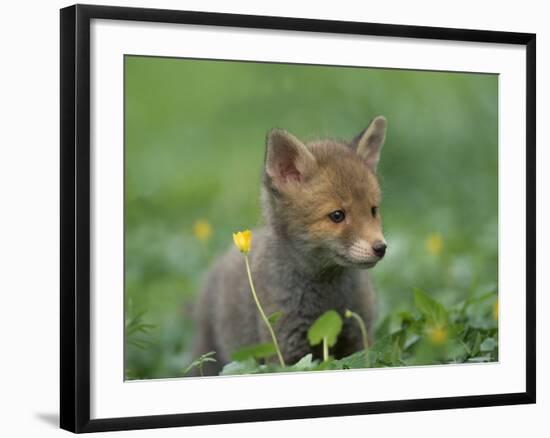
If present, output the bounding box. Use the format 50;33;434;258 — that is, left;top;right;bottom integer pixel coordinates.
413;288;448;327
128;339;150;350
403;333;420;350
480;337;497;352
220;358;260;376
183;351;217;375
467;355;493;363
460;339;472;356
307;310;343;347
369;334;393;354
332;350;368;369
290;354;317;371
385;337;403;365
267;311;283;327
231;343;277;361
462;290;497;310
471;331;482;357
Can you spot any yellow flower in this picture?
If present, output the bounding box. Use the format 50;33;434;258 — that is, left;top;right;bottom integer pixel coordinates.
233;230;252;254
425;233;443;256
427;325;448;345
493;299;498;321
193;219;212;241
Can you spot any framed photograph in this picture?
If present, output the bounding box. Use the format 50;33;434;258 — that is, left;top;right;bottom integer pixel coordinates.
60;4;536;433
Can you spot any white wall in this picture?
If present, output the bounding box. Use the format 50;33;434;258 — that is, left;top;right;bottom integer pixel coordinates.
0;0;546;437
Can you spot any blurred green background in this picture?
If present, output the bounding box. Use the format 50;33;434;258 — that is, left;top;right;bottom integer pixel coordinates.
124;56;498;379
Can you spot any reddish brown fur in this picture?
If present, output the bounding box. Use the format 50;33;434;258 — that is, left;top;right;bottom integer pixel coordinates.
264;138;384;260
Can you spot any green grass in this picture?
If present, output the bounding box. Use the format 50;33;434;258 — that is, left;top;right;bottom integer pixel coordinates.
124;56;498;380
217;289;498;376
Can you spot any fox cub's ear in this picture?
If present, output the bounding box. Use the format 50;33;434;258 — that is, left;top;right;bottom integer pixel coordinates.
354;116;387;173
265;129;316;186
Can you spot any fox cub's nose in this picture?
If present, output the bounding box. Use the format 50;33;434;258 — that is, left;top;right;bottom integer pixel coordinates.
372;241;387;258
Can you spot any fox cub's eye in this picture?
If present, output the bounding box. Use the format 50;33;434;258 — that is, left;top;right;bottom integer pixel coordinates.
371;206;378;217
328;210;346;223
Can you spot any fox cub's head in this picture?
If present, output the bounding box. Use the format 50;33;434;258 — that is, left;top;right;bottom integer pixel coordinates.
262;116;387;269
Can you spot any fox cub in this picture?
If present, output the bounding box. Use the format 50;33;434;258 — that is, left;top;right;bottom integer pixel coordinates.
192;116;388;375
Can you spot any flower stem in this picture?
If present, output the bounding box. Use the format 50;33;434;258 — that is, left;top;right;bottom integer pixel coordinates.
245;255;286;367
322;336;329;362
346;310;369;363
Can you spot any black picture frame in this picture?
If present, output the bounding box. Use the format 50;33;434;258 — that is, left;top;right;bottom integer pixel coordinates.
60;4;536;433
